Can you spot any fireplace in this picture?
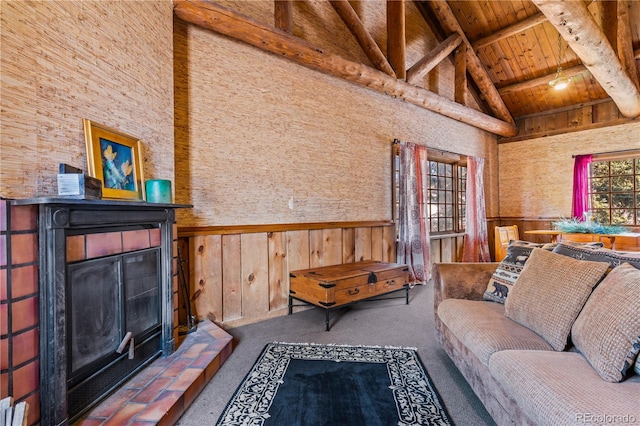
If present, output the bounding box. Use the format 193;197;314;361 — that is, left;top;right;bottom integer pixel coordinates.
14;198;184;426
66;246;162;421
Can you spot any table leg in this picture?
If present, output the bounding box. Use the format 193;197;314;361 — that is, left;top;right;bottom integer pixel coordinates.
325;310;330;331
288;296;293;315
405;286;409;304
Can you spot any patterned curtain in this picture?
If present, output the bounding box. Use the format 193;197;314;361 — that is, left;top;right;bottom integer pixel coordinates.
572;155;593;221
461;157;491;262
397;141;430;283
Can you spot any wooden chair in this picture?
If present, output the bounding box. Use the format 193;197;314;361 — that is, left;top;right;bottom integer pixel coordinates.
494;225;519;261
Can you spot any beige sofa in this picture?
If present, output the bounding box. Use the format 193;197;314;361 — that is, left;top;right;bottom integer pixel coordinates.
433;246;640;426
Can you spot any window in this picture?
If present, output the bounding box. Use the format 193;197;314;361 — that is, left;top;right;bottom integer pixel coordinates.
589;156;640;225
393;146;467;235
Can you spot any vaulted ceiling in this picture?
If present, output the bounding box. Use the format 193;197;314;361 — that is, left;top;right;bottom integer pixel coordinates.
174;0;640;137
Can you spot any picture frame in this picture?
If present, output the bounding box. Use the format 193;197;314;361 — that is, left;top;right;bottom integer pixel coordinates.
83;119;145;201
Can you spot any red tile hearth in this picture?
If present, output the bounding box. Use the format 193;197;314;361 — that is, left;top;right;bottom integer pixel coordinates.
76;321;233;426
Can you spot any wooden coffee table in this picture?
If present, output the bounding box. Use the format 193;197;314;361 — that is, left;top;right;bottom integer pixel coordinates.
288;260;411;330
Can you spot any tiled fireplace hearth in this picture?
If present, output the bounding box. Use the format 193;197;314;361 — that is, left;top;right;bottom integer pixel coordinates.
1;199;233;425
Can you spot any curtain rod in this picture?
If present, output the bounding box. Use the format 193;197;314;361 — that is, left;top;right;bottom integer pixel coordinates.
572;148;640;158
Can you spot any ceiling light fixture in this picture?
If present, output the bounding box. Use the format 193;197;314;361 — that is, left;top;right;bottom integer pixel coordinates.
549;33;572;90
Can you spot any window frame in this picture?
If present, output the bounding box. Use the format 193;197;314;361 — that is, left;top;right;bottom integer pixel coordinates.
587;154;640;226
392;145;467;237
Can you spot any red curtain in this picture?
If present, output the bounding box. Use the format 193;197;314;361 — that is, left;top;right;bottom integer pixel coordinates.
397;141;430;283
572;155;593;221
462;157;491;262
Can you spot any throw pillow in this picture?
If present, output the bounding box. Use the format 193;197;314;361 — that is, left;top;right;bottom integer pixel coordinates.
571;263;640;382
552;241;640;271
504;248;610;351
483;240;547;304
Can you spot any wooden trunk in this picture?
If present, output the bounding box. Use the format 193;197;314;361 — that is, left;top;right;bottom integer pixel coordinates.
289;260;410;320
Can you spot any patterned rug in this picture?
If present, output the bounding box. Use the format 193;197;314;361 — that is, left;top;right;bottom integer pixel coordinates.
215;342;453;425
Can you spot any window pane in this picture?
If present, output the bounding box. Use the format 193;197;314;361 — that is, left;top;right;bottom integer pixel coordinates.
592;193;610;208
445;205;453;217
592;209;610;224
444;218;453;230
611;176;633;192
612;193;633;208
611;209;634;225
430;219;438;232
610;160;633;175
445;164;452;177
445;190;453;203
591;177;609;192
438;163;445;175
591;162;609;177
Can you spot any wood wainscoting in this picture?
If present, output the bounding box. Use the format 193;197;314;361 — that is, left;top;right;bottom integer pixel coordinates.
177;222;465;329
177;221;396;328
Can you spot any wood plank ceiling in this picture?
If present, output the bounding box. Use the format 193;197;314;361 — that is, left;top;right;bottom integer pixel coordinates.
174;0;640;138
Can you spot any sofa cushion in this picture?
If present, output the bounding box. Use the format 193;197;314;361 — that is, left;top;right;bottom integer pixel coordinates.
483;240;602;304
504;248;609;351
437;299;552;366
483;240;550;304
488;350;640;426
572;262;640;382
552;241;640;271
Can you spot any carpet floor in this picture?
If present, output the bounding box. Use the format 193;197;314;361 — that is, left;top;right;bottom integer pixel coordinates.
176;282;495;425
215;342;453;425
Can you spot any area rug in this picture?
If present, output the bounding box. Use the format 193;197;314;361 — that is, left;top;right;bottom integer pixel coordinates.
215;342;453;425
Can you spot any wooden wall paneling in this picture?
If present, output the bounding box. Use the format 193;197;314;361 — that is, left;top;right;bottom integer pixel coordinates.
593;101;621;123
430;239;440;266
567;105;592;128
240;233;270;319
309;229;323;268
382;225;396;262
322;228;343;266
370;226;384;261
268;231;288;311
176;238;190;326
456;236;464;261
440;237;453;262
222;234;242;322
190;235;222;322
354;227;372;261
342;227;356;263
286;230;310;272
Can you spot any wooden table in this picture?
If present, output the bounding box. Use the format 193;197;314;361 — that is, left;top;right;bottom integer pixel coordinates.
288;260;410;331
523;230;563;243
524;230;640;250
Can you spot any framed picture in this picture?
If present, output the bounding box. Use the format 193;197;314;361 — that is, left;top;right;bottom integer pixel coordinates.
83;119;145;201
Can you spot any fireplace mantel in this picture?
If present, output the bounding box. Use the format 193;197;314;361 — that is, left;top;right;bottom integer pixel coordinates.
12;198;190;426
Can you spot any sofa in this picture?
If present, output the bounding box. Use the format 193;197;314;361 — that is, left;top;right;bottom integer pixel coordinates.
433;241;640;426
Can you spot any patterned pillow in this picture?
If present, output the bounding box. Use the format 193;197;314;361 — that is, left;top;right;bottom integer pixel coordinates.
571;263;640;382
552;241;640;271
483;241;555;304
504;248;610;351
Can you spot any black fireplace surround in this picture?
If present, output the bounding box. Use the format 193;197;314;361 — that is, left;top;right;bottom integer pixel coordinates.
14;198;186;426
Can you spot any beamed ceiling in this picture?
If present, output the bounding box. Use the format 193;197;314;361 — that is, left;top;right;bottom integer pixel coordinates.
174;0;640;138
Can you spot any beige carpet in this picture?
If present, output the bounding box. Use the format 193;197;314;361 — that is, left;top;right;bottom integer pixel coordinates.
176;282;495;425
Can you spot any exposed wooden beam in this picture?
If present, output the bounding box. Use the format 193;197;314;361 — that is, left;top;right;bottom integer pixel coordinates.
597;0;617;51
532;0;640;118
387;0;406;79
499;47;640;95
406;33;462;85
329;0;395;77
274;0;293;34
498;64;589;95
617;0;640;89
454;43;467;105
472;13;547;49
425;0;515;125
173;0;518;137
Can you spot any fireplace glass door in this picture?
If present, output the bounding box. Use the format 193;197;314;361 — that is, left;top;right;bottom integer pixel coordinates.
67;247;162;420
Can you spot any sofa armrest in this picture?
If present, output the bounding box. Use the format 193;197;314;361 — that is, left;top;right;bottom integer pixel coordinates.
432;262;499;312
